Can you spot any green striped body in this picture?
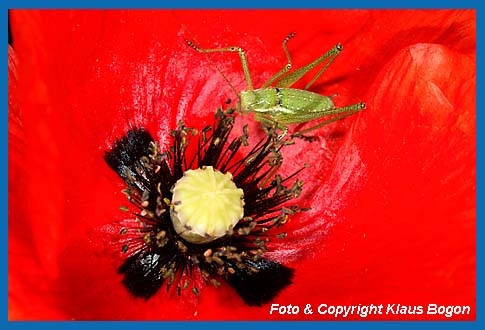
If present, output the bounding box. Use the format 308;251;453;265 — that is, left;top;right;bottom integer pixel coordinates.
239;88;335;125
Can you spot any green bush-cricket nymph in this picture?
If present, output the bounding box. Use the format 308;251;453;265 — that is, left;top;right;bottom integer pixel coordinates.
186;33;366;139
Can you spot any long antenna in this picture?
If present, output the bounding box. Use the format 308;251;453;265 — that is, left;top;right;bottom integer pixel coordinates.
172;11;240;100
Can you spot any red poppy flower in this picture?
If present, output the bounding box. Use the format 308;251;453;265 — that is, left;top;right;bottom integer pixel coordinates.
8;10;475;320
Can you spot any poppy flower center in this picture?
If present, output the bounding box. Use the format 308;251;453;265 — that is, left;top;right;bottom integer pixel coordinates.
105;110;306;305
170;166;244;244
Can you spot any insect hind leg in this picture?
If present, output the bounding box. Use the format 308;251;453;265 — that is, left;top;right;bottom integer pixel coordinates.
291;101;366;139
275;43;343;90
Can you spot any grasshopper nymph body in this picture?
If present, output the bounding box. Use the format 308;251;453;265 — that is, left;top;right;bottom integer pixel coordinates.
240;87;337;128
186;33;365;137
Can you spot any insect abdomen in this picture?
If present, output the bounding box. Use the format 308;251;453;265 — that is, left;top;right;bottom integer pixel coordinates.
277;88;334;113
241;88;335;125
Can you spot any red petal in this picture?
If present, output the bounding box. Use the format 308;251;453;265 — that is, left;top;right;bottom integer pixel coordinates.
273;43;475;320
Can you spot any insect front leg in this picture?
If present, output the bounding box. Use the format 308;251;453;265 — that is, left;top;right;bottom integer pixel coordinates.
254;113;289;136
185;40;254;90
274;43;343;90
261;32;296;88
